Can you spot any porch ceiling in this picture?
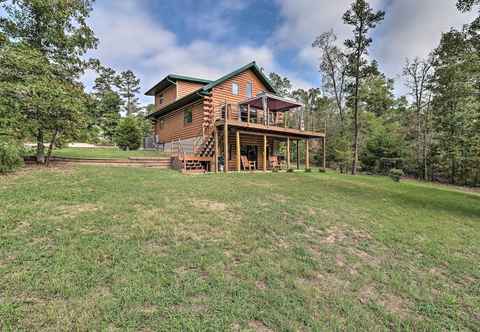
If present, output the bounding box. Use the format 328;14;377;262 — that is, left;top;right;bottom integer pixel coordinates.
239;92;303;112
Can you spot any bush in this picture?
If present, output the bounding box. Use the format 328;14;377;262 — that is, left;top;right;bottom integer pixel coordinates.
0;140;24;174
389;168;404;182
287;168;294;173
319;168;326;173
305;168;312;173
114;117;143;151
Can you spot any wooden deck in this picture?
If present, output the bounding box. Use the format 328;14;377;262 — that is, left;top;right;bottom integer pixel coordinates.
216;120;325;138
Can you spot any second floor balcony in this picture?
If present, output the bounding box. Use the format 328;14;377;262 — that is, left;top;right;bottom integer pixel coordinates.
214;92;326;136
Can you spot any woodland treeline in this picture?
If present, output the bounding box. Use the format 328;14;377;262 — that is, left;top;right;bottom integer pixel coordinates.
1;0;479;186
269;0;480;186
0;0;148;166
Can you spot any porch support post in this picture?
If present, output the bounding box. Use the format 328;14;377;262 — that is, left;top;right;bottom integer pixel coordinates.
247;104;251;123
287;137;291;169
323;137;326;171
236;130;241;171
214;127;219;173
262;95;267;126
305;139;310;170
263;135;267;172
296;140;300;170
224;109;229;173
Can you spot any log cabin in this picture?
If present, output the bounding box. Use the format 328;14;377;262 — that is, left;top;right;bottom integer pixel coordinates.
146;62;326;173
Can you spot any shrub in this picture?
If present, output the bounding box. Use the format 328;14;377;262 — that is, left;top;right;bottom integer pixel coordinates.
0;140;24;174
305;168;312;173
319;168;326;173
287;168;294;173
114;117;142;151
389;168;404;182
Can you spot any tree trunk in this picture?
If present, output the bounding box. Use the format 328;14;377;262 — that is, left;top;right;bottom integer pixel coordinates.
351;60;360;176
45;129;60;166
36;129;45;164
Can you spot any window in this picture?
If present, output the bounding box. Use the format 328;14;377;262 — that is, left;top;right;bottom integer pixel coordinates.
157;93;164;105
184;108;193;125
246;82;253;98
232;82;239;96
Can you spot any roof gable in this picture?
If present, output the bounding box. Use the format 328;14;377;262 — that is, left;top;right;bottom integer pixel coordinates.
145;75;212;96
201;62;276;94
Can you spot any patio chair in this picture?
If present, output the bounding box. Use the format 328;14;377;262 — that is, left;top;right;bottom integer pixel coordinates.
241;155;256;171
269;156;281;171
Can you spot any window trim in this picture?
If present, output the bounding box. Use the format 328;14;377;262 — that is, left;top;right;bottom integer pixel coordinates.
183;108;193;126
232;82;239;96
246;81;253;98
158;93;164;105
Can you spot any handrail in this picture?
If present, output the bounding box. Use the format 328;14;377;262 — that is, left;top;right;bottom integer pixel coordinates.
213;102;325;133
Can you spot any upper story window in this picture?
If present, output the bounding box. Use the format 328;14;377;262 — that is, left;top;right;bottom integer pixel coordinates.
232;82;239;96
157;93;164;105
246;82;253;98
184;108;193;125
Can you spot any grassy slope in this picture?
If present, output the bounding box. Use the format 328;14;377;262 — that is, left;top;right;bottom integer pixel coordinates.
52;147;169;159
0;167;479;331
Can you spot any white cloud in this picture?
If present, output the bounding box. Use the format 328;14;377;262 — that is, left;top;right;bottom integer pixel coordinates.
273;0;475;95
84;0;275;104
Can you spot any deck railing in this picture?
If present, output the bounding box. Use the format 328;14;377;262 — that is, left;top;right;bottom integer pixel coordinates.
214;103;325;133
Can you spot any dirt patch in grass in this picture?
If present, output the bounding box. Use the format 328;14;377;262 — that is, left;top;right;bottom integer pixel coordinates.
56;203;99;218
319;225;372;245
358;285;410;319
248;320;273;332
193;199;227;212
256;280;267;290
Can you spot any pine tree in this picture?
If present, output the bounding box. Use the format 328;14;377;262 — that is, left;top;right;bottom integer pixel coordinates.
117;70;141;116
343;0;385;175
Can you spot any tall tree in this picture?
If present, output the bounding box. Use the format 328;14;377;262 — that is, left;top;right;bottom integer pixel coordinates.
343;0;385;175
117;70;141;116
94;67;118;94
403;57;433;179
0;0;98;163
312;31;348;125
431;28;480;185
268;72;292;97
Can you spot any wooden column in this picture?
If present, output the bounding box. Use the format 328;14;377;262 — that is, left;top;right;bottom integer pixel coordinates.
263;135;267;172
305;139;310;170
247;105;251;123
296;140;300;170
287;137;291;169
224;109;229;173
214;128;219;173
236;130;241;171
323;137;326;170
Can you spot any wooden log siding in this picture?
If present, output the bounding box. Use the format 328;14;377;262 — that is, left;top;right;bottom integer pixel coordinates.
225;133;274;171
155;85;177;110
203;95;214;135
154;101;204;143
177;81;206;99
211;69;269;121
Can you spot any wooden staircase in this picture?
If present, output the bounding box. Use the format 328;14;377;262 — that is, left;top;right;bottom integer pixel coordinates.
171;94;217;173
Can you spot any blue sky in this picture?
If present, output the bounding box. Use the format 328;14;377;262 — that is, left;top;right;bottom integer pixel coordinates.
83;0;475;104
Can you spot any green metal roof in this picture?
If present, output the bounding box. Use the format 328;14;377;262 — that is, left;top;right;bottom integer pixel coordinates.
146;62;278;119
201;61;277;94
145;75;212;96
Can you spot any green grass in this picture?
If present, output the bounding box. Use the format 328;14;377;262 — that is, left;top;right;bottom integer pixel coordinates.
1;167;479;331
52;147;169;159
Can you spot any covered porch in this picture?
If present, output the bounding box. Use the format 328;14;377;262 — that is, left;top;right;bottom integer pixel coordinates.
212;127;326;173
213;92;326;173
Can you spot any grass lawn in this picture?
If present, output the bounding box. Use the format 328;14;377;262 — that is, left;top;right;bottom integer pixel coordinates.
1;167;479;331
52;147;169;159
